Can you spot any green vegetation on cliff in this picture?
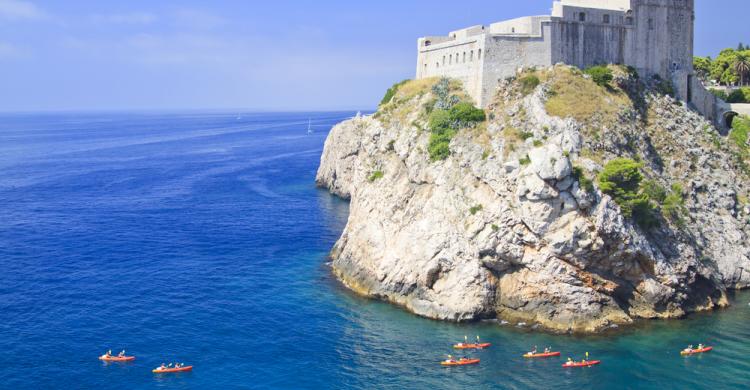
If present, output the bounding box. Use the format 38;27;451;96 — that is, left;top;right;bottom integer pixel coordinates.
427;79;485;161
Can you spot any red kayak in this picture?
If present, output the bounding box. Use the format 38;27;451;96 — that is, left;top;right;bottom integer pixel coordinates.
441;358;480;366
153;366;193;373
453;343;491;350
99;355;135;362
681;347;713;356
562;360;601;368
524;351;561;358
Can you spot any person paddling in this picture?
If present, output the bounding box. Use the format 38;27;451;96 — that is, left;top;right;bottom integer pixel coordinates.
118;350;125;357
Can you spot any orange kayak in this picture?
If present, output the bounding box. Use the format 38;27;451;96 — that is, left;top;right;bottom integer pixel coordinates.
524;351;561;358
453;343;491;349
441;358;480;366
681;347;713;355
153;366;193;373
99;355;135;362
562;360;601;368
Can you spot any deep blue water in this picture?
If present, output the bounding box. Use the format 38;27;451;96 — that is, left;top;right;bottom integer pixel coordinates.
0;112;748;389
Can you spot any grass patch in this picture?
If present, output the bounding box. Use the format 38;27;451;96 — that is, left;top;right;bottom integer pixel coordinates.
519;74;540;95
572;166;595;194
729;115;749;157
545;66;632;128
380;80;409;106
368;170;384;182
469;205;483;215
584;65;613;87
519;155;531;165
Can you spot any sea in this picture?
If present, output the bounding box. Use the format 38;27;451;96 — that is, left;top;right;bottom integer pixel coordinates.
0;111;748;389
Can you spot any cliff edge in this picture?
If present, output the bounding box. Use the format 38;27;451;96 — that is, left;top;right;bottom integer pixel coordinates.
316;65;750;332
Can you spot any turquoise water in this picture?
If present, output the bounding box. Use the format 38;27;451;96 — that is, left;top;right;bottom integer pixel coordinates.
0;112;748;389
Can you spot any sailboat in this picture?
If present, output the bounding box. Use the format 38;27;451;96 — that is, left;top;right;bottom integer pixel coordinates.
307;118;313;135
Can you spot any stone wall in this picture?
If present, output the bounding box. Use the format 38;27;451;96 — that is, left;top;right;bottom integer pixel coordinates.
480;25;552;106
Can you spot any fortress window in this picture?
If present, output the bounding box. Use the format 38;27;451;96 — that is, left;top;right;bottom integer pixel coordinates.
626;16;633;25
579;12;586;22
442;56;446;65
603;14;610;24
463;52;466;63
648;18;654;30
449;55;452;64
478;49;482;60
424;40;431;47
470;51;474;61
511;27;515;33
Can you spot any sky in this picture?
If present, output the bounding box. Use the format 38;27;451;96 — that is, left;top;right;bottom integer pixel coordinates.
0;0;747;112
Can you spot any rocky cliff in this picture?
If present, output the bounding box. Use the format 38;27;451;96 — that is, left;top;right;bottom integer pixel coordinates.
316;65;750;333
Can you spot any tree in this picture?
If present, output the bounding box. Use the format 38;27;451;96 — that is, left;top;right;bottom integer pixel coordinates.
738;43;746;51
711;49;739;85
693;56;712;80
734;52;750;86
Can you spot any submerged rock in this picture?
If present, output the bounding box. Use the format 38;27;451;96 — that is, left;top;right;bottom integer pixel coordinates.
317;66;749;333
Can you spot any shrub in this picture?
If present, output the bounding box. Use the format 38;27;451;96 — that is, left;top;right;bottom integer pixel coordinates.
653;75;675;96
432;77;459;110
533;140;543;147
725;88;750;103
519;74;540;95
380;80;409;106
572;166;595;194
428;109;452;131
597;158;658;228
427;102;486;161
709;89;729;101
662;183;687;225
597;158;643;206
641;180;667;204
449;102;486;123
584;65;613;87
519;155;531;165
469;205;483;215
428;130;456;161
368;170;384;182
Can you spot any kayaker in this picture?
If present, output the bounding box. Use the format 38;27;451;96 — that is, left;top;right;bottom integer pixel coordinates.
698;343;704;350
118;350;125;357
158;363;166;371
566;357;573;366
106;349;112;357
544;347;551;353
475;335;481;343
530;345;537;354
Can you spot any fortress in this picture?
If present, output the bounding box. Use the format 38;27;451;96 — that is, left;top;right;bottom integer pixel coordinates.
416;0;728;128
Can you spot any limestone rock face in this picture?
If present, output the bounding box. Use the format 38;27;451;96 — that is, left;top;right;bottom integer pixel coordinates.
316;70;749;333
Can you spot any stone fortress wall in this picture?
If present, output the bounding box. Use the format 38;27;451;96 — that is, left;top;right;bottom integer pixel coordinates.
416;0;728;129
